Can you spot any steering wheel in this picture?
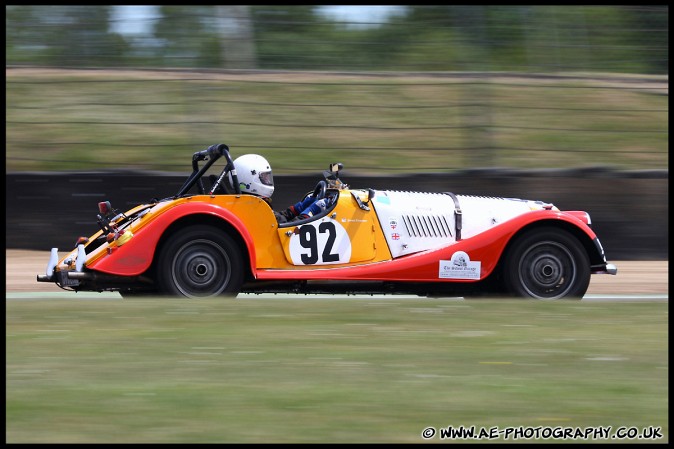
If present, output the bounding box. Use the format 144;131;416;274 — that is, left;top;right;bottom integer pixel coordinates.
312;180;327;200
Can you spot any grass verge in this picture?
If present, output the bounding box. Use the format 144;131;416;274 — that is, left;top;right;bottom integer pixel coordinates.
6;297;668;443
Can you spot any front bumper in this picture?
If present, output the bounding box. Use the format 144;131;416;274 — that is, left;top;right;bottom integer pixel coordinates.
591;237;617;275
592;263;618;275
36;245;86;286
37;269;81;287
36;246;153;291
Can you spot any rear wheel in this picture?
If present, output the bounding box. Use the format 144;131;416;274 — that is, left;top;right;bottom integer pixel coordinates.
157;225;244;298
503;227;590;300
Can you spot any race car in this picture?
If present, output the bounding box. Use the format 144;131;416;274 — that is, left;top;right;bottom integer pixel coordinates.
37;143;617;299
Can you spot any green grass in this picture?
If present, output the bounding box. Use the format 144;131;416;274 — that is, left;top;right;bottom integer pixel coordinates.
5;69;668;173
6;297;668;443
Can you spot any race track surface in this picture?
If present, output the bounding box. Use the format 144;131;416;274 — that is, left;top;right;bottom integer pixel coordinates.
7;250;667;298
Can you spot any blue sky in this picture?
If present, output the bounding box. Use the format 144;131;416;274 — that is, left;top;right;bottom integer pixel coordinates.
316;5;407;27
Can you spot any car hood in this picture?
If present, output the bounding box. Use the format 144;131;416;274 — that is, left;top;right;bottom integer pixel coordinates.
370;190;557;258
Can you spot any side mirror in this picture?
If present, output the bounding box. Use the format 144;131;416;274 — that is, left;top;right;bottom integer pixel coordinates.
329;163;343;174
324;162;347;189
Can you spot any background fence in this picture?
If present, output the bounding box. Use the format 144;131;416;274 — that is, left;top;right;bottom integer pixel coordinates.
6;69;668;174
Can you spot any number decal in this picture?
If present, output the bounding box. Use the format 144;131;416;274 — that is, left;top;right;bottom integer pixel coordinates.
299;225;318;264
289;218;351;266
319;222;340;262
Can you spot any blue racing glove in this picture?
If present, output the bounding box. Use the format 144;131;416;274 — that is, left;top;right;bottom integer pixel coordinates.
299;198;329;218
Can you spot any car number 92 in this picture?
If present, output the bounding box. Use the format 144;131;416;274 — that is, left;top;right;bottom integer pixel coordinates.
288;218;352;265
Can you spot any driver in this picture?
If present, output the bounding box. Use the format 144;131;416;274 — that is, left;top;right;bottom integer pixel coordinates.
232;154;329;223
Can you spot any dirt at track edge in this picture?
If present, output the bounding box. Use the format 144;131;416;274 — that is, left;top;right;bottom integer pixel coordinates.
6;249;668;295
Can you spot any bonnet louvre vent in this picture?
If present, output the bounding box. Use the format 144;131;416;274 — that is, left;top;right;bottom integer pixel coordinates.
402;214;453;238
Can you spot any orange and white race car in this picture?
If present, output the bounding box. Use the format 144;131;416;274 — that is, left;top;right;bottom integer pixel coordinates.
37;144;617;299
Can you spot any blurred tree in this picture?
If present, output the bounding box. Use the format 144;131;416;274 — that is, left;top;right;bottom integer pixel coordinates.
251;5;331;69
6;5;128;67
623;6;668;74
217;5;257;69
153;6;223;68
5;5;668;74
5;6;39;64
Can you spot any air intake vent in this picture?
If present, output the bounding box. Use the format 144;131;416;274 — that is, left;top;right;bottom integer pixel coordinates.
402;214;453;238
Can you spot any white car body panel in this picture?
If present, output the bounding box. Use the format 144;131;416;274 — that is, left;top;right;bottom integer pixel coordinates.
371;190;556;258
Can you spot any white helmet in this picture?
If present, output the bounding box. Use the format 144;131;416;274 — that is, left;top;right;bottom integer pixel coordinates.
232;154;274;198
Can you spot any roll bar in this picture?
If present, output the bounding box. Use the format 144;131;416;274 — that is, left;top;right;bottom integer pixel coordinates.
175;144;240;197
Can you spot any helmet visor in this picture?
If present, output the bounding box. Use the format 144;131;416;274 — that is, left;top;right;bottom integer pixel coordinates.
259;170;273;186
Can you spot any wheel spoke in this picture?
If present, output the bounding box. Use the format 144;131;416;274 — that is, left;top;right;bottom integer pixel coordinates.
519;242;576;298
157;226;244;298
504;227;590;300
173;240;231;296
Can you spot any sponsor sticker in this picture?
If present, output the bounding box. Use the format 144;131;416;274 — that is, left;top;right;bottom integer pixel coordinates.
439;251;481;280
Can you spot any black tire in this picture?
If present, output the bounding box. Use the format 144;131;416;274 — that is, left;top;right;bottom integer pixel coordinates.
156;225;245;298
502;227;590;300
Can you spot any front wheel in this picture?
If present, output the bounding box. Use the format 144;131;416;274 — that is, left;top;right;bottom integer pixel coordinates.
502;227;590;300
157;225;244;298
